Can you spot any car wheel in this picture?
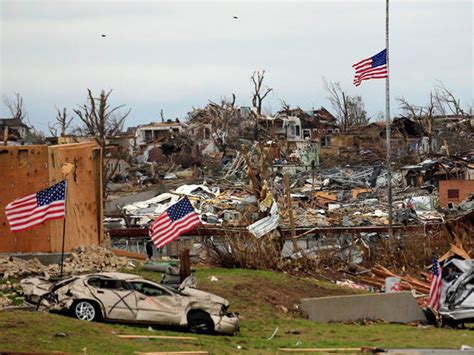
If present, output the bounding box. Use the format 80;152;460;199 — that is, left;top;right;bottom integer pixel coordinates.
187;311;214;334
73;300;100;322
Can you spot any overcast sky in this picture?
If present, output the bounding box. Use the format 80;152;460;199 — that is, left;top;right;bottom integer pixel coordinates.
0;0;472;131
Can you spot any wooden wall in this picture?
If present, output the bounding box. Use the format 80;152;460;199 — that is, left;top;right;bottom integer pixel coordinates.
0;146;51;252
0;142;103;253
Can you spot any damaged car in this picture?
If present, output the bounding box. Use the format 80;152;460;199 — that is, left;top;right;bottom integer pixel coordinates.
20;272;239;335
438;259;474;327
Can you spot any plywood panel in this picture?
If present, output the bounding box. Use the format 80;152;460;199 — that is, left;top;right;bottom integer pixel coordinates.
0;146;51;253
48;142;103;252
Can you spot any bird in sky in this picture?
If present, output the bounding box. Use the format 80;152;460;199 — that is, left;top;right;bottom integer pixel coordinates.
233;16;238;19
101;34;106;37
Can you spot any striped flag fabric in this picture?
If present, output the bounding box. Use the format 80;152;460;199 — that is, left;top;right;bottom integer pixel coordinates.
5;180;67;232
428;255;443;310
353;49;388;86
149;197;201;248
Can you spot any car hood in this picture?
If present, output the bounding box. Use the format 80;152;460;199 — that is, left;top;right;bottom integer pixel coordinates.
179;287;229;306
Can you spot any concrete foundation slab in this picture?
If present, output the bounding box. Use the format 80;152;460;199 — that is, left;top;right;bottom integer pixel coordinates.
301;291;426;323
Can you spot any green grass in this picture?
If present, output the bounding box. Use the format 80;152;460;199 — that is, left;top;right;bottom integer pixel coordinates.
0;267;472;354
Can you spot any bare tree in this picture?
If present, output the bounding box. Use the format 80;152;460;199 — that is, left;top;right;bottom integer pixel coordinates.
397;97;423;119
206;94;238;155
251;70;273;141
323;78;368;131
2;93;27;122
73;89;130;195
279;100;291;115
397;94;435;120
323;79;349;131
251;70;273;115
346;96;369;127
48;107;73;137
433;81;466;117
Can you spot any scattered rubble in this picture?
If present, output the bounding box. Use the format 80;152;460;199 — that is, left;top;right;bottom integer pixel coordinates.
0;246;132;279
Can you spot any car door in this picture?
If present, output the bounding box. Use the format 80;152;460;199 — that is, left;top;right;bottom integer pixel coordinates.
130;281;181;325
86;276;137;321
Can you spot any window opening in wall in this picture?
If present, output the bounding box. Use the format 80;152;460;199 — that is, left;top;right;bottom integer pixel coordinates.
447;189;459;199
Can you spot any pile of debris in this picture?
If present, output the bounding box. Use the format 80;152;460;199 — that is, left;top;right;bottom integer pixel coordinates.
355;264;431;295
340;242;472;305
0;257;46;279
0;246;132;279
115;160;449;232
53;246;132;275
105;141;473;275
120;184;260;228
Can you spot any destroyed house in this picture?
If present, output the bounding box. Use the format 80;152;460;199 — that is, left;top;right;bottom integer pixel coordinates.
383;116;436;155
0;117;30;142
269;115;303;141
107;130;136;155
273;107;339;142
135;121;183;146
401;153;474;188
320;117;434;160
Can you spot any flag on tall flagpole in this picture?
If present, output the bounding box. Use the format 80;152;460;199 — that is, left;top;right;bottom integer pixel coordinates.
149;197;201;248
352;49;388;86
5;180;67;232
428;255;443;310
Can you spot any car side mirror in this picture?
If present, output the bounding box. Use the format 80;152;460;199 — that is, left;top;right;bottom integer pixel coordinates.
138;294;147;301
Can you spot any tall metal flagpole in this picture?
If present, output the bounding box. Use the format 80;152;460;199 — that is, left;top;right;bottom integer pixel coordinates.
385;0;393;237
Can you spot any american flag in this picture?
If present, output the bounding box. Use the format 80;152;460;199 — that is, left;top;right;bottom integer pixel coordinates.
5;180;67;232
428;255;443;310
149;197;201;248
353;49;388;86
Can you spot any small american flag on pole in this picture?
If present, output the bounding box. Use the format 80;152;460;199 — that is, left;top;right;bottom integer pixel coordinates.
5;180;67;232
353;49;388;86
428;255;443;310
149;197;201;248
